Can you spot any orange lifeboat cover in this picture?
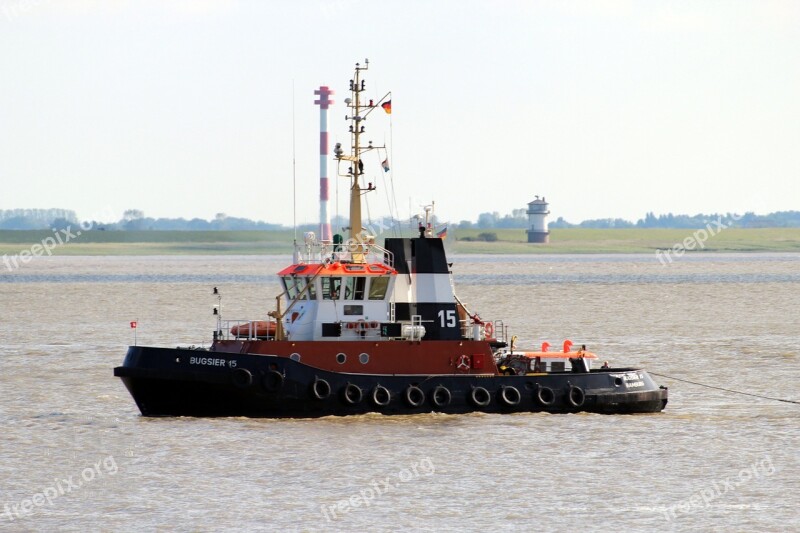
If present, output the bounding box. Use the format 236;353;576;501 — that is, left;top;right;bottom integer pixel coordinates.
230;321;277;337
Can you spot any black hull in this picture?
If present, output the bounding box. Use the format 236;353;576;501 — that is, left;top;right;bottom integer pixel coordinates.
114;346;668;418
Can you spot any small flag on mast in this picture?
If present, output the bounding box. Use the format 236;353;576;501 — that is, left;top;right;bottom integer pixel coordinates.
436;226;448;240
381;100;392;114
130;321;138;329
381;159;390;172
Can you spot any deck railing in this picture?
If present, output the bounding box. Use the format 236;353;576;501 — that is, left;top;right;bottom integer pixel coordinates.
294;241;394;269
216;320;277;341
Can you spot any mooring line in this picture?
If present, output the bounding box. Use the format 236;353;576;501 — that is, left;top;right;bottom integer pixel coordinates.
650;372;800;405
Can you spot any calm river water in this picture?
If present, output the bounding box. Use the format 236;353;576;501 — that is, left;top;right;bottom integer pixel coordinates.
1;253;798;532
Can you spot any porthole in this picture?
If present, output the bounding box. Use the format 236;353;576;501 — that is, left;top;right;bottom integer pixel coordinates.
359;353;369;364
336;353;347;364
290;353;301;362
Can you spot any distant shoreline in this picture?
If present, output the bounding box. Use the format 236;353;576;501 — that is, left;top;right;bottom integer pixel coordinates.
1;228;799;256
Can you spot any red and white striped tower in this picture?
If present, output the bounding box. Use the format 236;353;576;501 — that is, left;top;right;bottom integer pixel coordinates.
314;85;334;242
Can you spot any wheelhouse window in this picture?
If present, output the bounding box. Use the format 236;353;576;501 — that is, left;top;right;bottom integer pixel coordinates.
284;275;314;300
305;277;317;300
296;277;311;299
321;277;341;300
368;277;390;300
344;277;366;300
283;276;298;299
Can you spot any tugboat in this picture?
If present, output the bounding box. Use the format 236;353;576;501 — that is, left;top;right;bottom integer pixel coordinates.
114;60;668;417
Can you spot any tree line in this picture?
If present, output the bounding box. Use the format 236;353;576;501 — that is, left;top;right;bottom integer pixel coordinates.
459;210;800;229
2;207;799;231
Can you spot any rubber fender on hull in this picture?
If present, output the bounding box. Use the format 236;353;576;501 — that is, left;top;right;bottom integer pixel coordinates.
405;386;425;407
342;383;363;405
536;385;556;406
311;378;331;400
261;370;284;392
372;385;391;407
431;385;451;408
232;368;253;388
567;385;585;408
500;385;521;406
470;386;491;407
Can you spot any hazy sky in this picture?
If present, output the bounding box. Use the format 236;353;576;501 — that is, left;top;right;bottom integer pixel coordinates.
1;0;798;226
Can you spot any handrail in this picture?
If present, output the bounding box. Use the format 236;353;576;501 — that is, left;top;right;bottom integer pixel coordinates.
293;241;394;269
218;319;278;341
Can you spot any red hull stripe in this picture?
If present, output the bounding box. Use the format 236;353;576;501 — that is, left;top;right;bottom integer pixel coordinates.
213;339;498;375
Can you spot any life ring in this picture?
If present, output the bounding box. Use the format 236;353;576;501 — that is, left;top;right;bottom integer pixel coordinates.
311;378;331;400
346;322;357;330
405;385;425;407
536;385;555;406
456;355;471;371
470;386;491;407
567;385;585;408
372;385;391;407
431;385;451;408
369;321;379;329
500;385;521;406
232;368;253;388
261;370;284;392
484;322;494;338
342;383;363;405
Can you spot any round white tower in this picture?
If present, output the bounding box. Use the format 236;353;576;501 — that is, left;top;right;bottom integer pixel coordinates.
526;196;550;243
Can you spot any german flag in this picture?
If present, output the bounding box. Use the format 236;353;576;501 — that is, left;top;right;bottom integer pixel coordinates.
381;100;392;114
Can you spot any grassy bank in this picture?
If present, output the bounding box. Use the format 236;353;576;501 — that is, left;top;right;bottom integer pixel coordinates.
0;230;296;255
451;228;800;253
1;228;799;256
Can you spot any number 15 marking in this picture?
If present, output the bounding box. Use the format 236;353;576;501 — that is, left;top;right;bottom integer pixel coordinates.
438;309;456;328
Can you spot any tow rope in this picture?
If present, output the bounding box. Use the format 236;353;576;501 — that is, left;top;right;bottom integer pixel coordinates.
650;372;800;405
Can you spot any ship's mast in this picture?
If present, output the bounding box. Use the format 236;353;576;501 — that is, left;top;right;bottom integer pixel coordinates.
335;59;381;244
349;63;365;242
